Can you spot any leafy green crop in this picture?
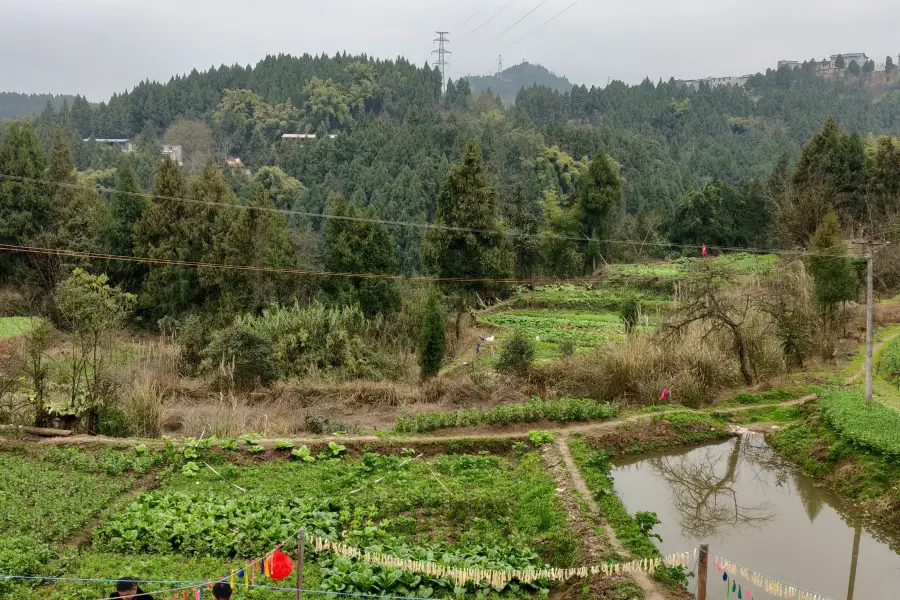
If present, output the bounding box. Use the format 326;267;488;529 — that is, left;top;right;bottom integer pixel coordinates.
394;396;618;434
820;389;900;457
879;336;900;381
527;430;554;445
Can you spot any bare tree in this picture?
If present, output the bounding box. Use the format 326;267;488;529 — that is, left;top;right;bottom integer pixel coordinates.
662;263;757;385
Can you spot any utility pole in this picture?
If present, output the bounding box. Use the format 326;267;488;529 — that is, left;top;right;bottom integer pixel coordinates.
432;31;451;94
866;244;874;404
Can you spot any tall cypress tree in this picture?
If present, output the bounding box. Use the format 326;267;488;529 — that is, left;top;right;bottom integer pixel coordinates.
808;210;857;321
105;155;147;290
323;195;399;318
422;139;513;337
0;122;49;245
418;290;446;378
576;152;622;270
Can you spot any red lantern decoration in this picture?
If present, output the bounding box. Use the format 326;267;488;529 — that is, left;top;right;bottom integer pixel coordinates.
269;548;295;581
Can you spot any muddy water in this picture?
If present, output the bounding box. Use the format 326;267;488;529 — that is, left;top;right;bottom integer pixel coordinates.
612;435;900;600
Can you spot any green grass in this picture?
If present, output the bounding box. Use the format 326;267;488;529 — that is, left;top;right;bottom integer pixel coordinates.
716;386;814;408
0;316;40;340
505;285;670;312
819;389;900;457
568;438;660;560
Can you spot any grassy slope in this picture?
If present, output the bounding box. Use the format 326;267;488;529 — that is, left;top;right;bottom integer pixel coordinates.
0;316;39;340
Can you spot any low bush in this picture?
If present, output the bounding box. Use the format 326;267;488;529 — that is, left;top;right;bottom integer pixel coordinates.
819;389;900;457
201;324;280;388
496;329;535;376
393;397;618;433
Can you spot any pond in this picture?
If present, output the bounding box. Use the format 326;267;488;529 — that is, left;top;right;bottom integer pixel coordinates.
612;434;900;600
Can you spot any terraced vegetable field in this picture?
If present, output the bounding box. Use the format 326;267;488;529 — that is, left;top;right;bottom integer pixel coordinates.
479;309;659;357
1;441;586;600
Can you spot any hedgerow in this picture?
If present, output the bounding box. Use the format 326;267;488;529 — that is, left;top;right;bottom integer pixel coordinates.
394;397;618;434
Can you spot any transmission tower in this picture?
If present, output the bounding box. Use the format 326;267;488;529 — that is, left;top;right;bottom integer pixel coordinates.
497;55;503;75
432;31;451;93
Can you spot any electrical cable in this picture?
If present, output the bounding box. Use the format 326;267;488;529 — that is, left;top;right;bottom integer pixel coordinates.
464;0;557;53
0;173;858;258
508;0;584;46
460;0;519;39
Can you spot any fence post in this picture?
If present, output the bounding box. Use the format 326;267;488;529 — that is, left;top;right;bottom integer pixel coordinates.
697;544;708;600
297;528;304;600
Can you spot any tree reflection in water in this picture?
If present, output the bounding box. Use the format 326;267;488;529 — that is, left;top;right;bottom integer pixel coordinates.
647;435;779;538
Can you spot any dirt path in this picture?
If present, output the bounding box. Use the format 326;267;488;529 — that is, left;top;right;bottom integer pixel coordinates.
554;436;671;600
34;397;816;449
844;331;899;385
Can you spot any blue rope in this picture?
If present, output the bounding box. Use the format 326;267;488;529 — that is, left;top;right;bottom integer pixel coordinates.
0;575;436;600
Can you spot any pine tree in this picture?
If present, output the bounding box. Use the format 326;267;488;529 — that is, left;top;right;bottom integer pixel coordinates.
886;55;896;75
323;195;399;317
105;155;147;290
808;210;857;320
418;290;446;378
203;184;297;319
0;122;49;246
422;139;513;337
577;152;622;269
506;184;541;278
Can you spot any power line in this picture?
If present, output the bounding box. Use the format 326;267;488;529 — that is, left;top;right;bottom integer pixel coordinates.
498;0;556;37
0;173;855;258
508;0;584;46
0;242;783;286
455;0;494;29
461;0;519;39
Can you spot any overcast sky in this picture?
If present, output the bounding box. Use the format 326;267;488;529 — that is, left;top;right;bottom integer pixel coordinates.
2;0;900;101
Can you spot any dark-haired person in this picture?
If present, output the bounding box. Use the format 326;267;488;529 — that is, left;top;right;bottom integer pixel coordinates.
107;577;154;600
212;582;232;600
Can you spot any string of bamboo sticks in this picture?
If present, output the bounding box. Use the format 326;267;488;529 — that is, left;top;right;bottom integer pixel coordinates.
309;535;692;587
715;557;834;600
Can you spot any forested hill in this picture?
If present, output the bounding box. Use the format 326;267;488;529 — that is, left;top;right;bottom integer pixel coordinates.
466;62;573;104
3;53;900;276
0;92;79;120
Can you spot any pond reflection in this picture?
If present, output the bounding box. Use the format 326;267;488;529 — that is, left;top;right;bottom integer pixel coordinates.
612;435;900;600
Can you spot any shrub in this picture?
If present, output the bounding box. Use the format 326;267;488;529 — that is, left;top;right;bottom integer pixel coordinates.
418;291;446;378
496;329;535;376
557;339;575;358
176;314;209;376
96;407;130;437
201;325;280;388
234;302;397;380
620;296;640;333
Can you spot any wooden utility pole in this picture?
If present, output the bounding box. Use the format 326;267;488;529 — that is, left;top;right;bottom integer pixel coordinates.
697;544;708;600
866;247;874;404
296;529;304;600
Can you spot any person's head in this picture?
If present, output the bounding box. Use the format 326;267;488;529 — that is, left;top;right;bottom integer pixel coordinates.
116;578;139;598
212;582;232;600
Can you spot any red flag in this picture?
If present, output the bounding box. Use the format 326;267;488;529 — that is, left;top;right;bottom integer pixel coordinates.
701;244;708;257
658;388;670;402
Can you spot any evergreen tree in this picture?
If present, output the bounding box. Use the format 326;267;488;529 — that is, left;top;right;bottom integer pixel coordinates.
848;60;861;76
105;155;147;290
863;60;875;74
576;152;622;269
323;195;399;317
886;55;896;75
0;122;49;246
418;290;445;378
506;184;541;278
203;184;297;319
134;156;206;319
422;139;513;337
808;210;857;319
835;54;846;69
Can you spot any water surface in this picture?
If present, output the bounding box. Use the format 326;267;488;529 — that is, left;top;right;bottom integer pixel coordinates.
612;435;900;599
